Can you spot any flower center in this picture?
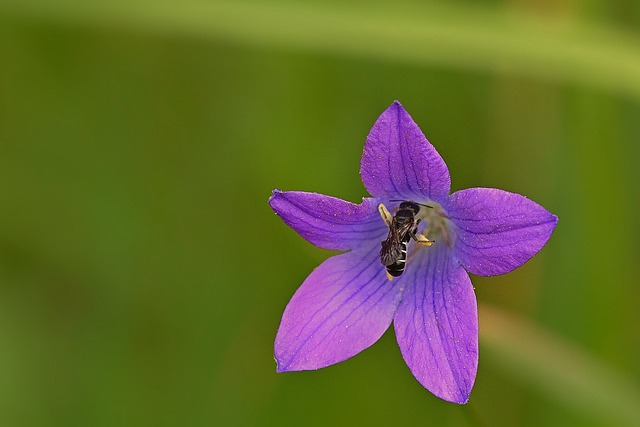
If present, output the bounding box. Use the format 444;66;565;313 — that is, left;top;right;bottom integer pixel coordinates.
377;200;453;281
415;202;453;248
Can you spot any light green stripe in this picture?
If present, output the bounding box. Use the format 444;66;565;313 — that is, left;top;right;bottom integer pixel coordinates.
480;304;640;427
2;0;640;100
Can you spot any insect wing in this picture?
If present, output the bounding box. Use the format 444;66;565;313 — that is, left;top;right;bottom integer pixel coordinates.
394;220;416;241
380;228;403;266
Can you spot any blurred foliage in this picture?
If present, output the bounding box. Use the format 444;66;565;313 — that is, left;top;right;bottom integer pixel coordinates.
0;0;639;426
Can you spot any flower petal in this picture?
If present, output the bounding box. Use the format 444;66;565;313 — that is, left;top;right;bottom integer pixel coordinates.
360;101;451;201
393;245;478;404
269;190;386;251
448;188;558;276
275;249;402;372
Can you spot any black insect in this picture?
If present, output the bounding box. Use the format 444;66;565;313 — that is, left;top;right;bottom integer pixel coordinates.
378;201;432;280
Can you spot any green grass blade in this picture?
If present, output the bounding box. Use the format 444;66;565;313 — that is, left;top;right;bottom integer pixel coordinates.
480;304;640;427
2;0;640;100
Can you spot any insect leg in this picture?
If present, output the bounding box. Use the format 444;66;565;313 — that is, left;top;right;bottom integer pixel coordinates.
378;203;393;227
414;233;433;247
409;229;433;247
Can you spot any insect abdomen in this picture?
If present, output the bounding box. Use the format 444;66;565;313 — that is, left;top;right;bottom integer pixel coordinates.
385;241;408;277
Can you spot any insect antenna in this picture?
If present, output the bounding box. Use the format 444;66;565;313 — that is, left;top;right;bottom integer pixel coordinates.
388;199;433;209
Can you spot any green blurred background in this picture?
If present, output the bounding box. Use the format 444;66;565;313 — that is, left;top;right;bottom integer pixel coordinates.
1;0;639;426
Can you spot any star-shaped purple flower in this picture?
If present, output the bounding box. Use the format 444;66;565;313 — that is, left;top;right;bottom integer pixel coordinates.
269;101;557;404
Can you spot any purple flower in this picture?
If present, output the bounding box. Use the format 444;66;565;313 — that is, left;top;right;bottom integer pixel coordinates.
268;101;557;404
